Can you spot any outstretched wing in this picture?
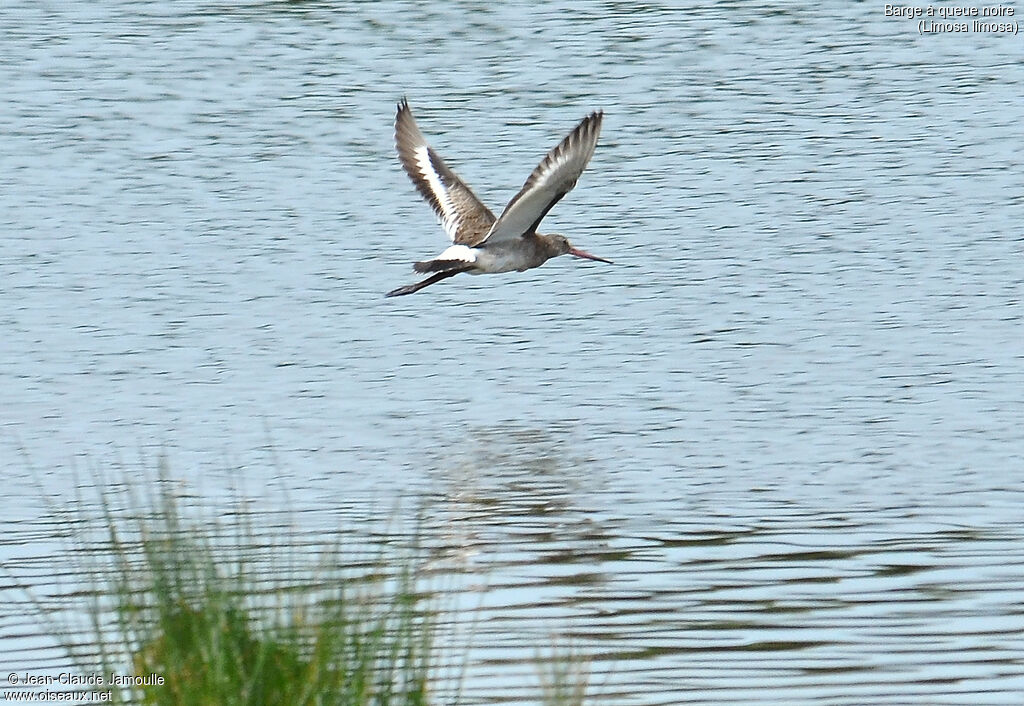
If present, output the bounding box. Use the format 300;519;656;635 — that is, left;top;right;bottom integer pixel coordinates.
395;99;496;246
481;110;603;245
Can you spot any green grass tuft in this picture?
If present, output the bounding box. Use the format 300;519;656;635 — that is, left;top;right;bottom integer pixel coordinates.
14;461;594;705
49;469;434;705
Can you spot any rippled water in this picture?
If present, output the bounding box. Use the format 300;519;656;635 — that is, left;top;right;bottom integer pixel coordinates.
3;1;1023;703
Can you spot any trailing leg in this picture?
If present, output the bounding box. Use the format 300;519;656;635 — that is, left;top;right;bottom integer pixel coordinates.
385;268;467;297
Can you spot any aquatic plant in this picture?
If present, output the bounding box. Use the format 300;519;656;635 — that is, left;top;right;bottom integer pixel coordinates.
12;461;591;705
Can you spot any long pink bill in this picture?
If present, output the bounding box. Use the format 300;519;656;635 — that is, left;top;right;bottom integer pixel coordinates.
568;247;613;264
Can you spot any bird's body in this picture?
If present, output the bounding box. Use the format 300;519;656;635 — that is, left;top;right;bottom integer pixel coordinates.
386;100;610;297
426;237;568;274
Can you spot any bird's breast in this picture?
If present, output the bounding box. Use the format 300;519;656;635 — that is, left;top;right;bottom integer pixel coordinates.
475;241;546;274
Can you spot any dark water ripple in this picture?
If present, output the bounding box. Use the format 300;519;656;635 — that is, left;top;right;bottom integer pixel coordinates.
408;431;1024;703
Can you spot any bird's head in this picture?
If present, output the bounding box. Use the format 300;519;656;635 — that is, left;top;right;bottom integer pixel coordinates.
546;233;613;264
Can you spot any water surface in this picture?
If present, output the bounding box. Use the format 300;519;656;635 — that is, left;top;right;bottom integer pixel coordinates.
2;2;1023;703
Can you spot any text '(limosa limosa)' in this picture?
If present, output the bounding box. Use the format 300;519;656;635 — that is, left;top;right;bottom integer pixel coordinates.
386;99;611;297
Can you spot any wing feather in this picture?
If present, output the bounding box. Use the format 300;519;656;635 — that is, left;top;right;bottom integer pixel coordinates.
395;99;496;246
481;111;603;245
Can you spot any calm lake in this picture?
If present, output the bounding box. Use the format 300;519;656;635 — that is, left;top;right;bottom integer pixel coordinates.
3;1;1023;703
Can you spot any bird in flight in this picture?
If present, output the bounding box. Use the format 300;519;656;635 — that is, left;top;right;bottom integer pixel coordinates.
386;99;611;297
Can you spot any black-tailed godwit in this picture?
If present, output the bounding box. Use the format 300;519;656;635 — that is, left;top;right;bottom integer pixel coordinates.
386;99;611;297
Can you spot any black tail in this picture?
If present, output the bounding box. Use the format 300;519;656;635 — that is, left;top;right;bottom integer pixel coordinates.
413;258;472;274
385;268;469;297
